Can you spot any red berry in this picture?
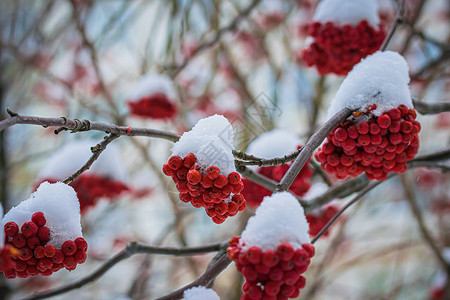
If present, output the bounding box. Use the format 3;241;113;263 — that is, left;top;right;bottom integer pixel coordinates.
63;256;76;269
168;156;183;170
31;212;46;227
74;250;87;264
334;128;348;142
52;250;65;264
213;175;228;188
38;257;53;270
369;123;380;135
12;233;27;248
37;226;50;242
264;281;281;296
277;243;294;261
26;236;41;249
246;284;263;299
207;166;220;180
183;153;197;168
388;108;401;120
61;240;77;256
18;247;33;261
283;270;300;285
34;246;45;259
215;202;229;215
186;169;202;185
400;121;413;133
302;243;315;257
377;114;391;128
358;134;371;146
75;237;88;252
228;172;241;185
21;221;38;237
26;265;39;276
357;122;369;134
390;133;403;145
347;125;359;139
246;246;262;264
44;245;56;257
4;222;19;237
262;250;279;267
162;163;174;176
200;175;213;188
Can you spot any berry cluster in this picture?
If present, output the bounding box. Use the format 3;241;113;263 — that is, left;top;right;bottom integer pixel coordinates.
2;212;88;279
163;154;246;224
306;205;339;238
227;237;315;300
301;20;385;75
315;104;421;181
242;149;312;208
127;93;177;120
40;174;130;213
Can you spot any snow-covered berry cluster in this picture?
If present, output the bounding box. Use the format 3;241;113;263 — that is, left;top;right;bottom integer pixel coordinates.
164;115;246;223
2;212;87;278
127;73;178;120
240;130;312;208
163;154;245;224
315;104;421;181
317;51;420;180
228;192;314;299
37;141;131;214
306;205;339;238
1;182;86;279
301;0;385;75
228;238;314;300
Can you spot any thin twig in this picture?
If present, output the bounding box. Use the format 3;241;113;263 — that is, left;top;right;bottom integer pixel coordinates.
154;253;232;300
381;0;406;51
22;241;228;300
412;99;450;115
275;108;352;193
400;173;449;268
63;134;119;184
235;148;303;167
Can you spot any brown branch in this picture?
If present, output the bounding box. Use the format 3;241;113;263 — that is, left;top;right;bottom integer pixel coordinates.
412;99;450;115
63;134;119;184
275;108;352;192
22;241;228;300
154;252;232;300
235;148;303;167
381;0;406;51
0;110;180;142
400;173;450;268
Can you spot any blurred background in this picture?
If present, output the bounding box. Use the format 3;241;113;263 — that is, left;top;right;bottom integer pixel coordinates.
0;0;449;299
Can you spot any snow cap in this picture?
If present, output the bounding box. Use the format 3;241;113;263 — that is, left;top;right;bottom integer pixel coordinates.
246;129;300;159
327;51;413;119
38;140;128;183
183;286;220;300
240;191;310;251
172;115;236;176
1;182;83;249
313;0;380;27
129;72;177;101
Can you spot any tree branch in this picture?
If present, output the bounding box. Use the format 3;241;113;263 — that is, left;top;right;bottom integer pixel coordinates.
63;134;119;184
22;241;228;300
381;0;406;51
275;108;352;193
412;99;450;115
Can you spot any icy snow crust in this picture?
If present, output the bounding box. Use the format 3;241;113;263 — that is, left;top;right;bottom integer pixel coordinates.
1;182;82;249
129;73;177;101
327;51;413;119
38;140;128;183
246;129;300;159
183;286;220;300
172;115;236;176
240;192;310;251
313;0;380;27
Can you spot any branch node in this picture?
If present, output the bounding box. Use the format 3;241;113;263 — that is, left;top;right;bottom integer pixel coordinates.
5;108;18;117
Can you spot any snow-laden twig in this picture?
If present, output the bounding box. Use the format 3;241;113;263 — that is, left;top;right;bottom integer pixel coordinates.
22;241;228;300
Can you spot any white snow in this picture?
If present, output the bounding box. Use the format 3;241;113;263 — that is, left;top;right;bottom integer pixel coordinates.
1;182;83;249
183;286;220;300
240;192;310;251
38;139;128;183
303;182;329;201
327;51;413;119
246;129;301;159
128;72;177;102
313;0;380;27
172;115;236;176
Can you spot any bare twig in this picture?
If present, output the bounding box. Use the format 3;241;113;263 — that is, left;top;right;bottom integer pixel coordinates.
381;0;406;51
0;111;180;142
235;148;303;167
400;174;449;268
63;134;119;184
275;108;352;192
23;241;228;300
154;252;232;300
412;99;450;115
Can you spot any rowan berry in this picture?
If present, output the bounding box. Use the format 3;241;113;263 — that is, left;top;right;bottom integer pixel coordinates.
31;212;46;227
